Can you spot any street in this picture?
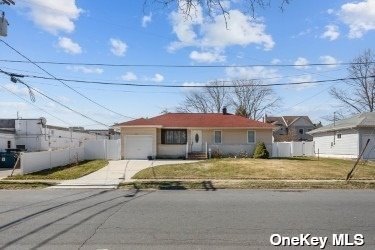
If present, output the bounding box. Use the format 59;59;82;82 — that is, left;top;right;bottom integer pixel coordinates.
0;189;373;249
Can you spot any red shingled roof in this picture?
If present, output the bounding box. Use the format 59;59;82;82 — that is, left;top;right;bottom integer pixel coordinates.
116;113;273;129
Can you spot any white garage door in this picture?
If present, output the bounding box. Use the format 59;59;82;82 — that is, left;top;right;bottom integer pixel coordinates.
124;135;153;159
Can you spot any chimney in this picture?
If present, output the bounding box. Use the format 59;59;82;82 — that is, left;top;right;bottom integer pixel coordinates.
222;107;227;115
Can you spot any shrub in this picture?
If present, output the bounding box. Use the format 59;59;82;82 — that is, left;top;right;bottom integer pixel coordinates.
253;142;270;159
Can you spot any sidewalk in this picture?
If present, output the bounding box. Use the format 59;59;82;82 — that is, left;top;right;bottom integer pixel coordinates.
51;159;196;189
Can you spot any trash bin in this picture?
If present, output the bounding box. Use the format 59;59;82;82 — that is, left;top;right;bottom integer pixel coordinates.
0;152;17;168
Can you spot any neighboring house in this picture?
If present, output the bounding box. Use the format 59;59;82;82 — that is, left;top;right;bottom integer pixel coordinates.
265;115;321;142
115;110;274;160
0;118;108;152
0;129;15;152
308;112;375;159
85;129;121;140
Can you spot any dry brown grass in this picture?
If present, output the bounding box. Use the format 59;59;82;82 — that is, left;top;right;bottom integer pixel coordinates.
133;157;375;180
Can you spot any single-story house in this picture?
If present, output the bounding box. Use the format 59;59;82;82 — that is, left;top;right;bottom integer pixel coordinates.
115;110;274;159
308;112;375;159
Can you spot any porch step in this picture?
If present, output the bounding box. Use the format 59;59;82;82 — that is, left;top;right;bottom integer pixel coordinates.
187;152;207;160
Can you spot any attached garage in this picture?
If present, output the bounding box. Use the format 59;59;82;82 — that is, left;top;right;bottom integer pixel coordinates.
124;135;153;159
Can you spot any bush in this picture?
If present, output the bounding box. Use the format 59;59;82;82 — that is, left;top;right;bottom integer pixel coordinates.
253;142;270;159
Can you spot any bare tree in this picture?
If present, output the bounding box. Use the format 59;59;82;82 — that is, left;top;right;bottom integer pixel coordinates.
177;90;211;113
232;80;280;120
330;49;375;114
177;81;231;113
147;0;290;19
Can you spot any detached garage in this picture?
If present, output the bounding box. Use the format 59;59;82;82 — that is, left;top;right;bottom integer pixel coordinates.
308;112;375;159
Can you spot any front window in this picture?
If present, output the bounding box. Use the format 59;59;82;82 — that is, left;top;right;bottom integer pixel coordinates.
161;129;187;144
299;129;304;135
214;131;222;144
337;133;342;139
247;131;255;143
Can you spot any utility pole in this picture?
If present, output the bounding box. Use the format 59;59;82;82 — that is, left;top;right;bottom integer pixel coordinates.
0;0;15;37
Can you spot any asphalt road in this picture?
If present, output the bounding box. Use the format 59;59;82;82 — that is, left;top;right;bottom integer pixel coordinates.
0;189;373;249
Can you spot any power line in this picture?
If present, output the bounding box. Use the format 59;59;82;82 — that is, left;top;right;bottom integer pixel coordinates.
0;64;347;85
0;59;373;68
19;73;375;88
0;39;135;120
0;71;110;127
0;82;74;126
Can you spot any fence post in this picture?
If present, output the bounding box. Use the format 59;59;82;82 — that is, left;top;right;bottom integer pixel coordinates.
318;148;320;161
104;139;107;160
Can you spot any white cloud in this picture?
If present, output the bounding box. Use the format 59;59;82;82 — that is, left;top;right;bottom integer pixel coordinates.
0;101;28;110
319;55;340;68
201;10;274;50
294;57;309;69
168;5;203;51
142;13;152;27
3;83;30;96
20;0;82;35
339;0;375;38
150;73;164;82
68;66;103;74
290;75;317;91
271;58;281;64
57;37;82;54
327;9;334;15
109;38;127;56
182;81;205;91
169;8;274;52
225;66;280;83
189;50;226;63
321;25;340;41
121;72;138;81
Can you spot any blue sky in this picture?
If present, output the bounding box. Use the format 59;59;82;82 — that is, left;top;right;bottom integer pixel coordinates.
0;0;374;129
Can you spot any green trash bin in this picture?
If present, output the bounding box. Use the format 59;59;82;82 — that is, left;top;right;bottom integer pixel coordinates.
0;152;17;168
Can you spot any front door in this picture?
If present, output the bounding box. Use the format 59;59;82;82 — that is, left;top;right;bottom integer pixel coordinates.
191;130;202;152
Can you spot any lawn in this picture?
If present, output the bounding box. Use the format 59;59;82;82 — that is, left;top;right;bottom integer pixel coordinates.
6;160;108;180
133;157;375;180
0;181;55;189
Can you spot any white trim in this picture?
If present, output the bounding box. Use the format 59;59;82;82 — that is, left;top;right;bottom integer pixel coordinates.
214;130;222;144
247;130;256;144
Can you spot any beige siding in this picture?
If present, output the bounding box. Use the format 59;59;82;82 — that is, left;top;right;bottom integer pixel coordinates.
121;127;157;158
122;127;273;158
157;145;186;158
201;129;272;145
292;117;312;126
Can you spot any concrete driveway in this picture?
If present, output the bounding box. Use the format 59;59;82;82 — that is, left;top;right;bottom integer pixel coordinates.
52;159;196;189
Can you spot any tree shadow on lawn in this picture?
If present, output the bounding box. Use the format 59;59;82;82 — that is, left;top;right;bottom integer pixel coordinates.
271;157;315;161
131;181;217;191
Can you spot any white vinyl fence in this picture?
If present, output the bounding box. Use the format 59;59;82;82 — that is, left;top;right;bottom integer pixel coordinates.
20;139;121;174
272;141;315;158
84;139;121;161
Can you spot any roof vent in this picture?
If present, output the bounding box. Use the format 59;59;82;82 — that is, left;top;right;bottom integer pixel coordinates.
222;107;227;115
